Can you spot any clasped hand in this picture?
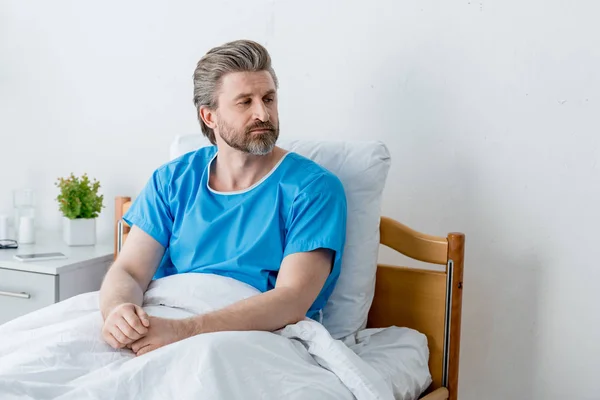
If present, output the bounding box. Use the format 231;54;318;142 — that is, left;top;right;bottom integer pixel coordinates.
101;303;189;356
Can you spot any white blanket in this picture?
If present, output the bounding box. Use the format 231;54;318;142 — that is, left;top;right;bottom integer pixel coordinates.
0;274;429;400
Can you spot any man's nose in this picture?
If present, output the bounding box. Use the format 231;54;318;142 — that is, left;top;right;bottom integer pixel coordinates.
252;101;270;122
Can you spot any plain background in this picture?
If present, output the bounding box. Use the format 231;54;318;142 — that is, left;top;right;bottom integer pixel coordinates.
1;1;599;399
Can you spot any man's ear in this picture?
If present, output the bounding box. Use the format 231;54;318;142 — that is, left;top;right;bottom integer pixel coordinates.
199;106;217;129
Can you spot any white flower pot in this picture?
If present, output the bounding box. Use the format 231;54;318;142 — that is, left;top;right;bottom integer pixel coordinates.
63;217;96;246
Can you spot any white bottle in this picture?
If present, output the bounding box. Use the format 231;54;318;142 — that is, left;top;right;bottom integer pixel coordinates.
0;215;8;240
18;216;35;244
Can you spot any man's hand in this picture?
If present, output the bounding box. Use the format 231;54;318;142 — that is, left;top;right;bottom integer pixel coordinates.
102;303;150;349
129;316;191;356
99;226;165;349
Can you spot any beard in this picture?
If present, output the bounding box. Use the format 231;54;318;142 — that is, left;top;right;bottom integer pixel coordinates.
217;118;279;156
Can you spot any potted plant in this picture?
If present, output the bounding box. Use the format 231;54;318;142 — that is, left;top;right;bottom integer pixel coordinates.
55;173;104;246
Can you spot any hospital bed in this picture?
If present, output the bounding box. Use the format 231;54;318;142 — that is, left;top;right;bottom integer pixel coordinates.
113;137;465;400
0;137;464;400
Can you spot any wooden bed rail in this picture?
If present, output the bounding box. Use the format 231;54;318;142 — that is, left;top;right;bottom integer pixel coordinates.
114;196;131;259
379;216;448;265
369;216;465;400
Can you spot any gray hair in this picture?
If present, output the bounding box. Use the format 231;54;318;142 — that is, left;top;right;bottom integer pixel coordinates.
192;40;279;145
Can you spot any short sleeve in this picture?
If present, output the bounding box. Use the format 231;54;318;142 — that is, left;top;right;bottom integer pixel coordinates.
284;173;347;263
122;168;173;248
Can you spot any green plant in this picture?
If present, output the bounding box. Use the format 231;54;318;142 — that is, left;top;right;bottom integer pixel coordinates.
55;173;104;219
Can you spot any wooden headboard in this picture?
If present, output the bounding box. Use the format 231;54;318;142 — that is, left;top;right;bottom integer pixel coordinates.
114;197;465;400
367;217;464;399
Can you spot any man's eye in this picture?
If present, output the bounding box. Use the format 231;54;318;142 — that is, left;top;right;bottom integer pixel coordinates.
239;100;251;105
264;98;274;103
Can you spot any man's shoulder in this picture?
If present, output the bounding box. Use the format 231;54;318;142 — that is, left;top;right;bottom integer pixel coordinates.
283;152;345;197
154;146;217;181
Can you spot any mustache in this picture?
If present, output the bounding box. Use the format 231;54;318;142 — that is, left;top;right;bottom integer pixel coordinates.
245;121;276;134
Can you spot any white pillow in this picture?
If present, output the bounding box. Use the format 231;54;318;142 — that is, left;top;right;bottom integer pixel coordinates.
169;134;391;339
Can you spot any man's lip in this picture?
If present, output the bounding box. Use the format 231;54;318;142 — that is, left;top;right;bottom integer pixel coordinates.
249;129;273;134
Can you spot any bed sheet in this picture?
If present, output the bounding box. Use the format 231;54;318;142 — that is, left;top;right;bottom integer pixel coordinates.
0;274;430;400
345;327;432;399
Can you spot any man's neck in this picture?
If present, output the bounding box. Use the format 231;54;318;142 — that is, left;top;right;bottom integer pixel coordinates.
210;145;285;192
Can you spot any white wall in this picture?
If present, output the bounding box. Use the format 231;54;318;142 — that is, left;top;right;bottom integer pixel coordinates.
1;1;599;398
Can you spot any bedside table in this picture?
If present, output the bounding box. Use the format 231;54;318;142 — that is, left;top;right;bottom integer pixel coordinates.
0;232;113;325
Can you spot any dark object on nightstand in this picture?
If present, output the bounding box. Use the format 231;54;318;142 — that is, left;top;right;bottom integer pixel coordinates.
0;240;18;249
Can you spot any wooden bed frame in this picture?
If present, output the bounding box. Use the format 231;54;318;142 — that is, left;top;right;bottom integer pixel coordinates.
114;196;465;400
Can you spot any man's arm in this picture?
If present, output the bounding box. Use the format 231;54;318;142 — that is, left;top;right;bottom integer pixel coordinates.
130;248;332;356
190;248;332;333
99;225;164;349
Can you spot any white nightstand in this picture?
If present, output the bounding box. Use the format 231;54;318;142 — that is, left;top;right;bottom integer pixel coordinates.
0;232;113;325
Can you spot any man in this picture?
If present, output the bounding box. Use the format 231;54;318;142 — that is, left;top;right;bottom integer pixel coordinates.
99;40;347;356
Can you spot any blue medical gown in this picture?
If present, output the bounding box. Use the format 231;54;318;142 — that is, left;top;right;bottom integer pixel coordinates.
123;146;347;320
